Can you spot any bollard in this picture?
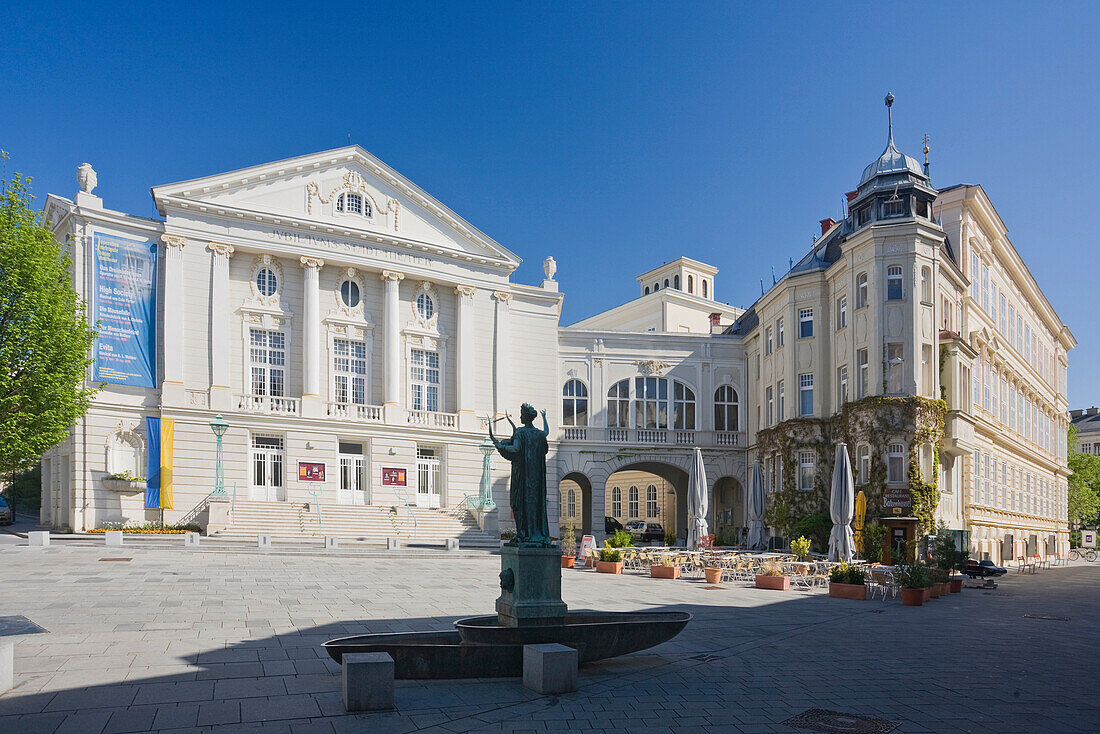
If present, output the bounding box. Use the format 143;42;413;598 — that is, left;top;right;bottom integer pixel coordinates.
184;532;200;547
258;534;272;549
445;538;459;551
343;652;394;711
105;530;123;547
523;643;578;694
324;535;338;549
386;537;400;551
27;531;50;547
0;641;12;694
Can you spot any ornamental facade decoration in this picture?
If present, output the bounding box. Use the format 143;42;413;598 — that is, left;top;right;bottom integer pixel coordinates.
208;242;234;258
247;254;284;309
331;267;367;319
162;234;187;249
635;359;671;375
411;281;440;331
305;171;401;230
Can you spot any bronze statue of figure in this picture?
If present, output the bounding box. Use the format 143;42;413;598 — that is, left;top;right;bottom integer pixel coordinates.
489;403;552;547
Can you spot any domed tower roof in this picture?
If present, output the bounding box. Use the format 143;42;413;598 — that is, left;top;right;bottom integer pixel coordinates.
858;92;928;189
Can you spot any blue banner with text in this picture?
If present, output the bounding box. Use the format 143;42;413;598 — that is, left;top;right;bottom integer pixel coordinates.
92;232;157;388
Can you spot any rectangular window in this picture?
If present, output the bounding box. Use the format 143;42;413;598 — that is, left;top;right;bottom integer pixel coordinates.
634;377;669;429
922;344;933;398
887;343;904;394
882;198;905;218
999;293;1007;334
888;443;905;483
799;373;813;416
983;360;992;412
857;349;869;399
858;445;870;485
764;326;773;355
857;274;868;309
1025;324;1031;363
799;309;813;338
776;318;784;347
981;262;990;313
799;451;815;491
838;365;848;407
333;338;367;405
777;380;785;421
672;380;695;430
991;282;998;325
971;253;980;300
628;486;639;519
765;386;773;427
836;296;847;330
607;380;629;428
1017;314;1024;354
960;364;970;412
941;295;952;331
249;328;286;397
409;349;440;412
646;485;658;517
1009;305;1016;344
887;266;903;301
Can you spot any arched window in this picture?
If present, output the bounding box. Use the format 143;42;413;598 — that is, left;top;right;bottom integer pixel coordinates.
562;379;588;426
856;272;868;309
256;267;278;297
887;265;903;301
920;266;931;303
702;280;708;298
688;275;694;294
612;487;622;516
644;286;650;295
673;381;696;430
567;488;576;518
628;486;639;518
664;278;669;288
646;484;658;517
674;275;680;289
336;192;371;217
416;292;435;321
653;282;660;291
714;385;739;431
607;380;630;428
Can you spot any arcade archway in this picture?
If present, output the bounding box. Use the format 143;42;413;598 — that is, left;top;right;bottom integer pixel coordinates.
603;462;689;543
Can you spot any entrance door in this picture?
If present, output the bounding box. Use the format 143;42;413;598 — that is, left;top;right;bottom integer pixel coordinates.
891;526;908;559
338;443;367;505
250;435;285;501
417;447;442;508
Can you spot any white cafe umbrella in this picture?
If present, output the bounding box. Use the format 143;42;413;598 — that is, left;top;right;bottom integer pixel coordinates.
747;460;766;551
828;443;856;562
687;447;709;550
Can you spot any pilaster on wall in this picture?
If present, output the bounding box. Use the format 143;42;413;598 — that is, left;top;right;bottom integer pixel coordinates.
455;284;478;432
381;271;406;424
493;291;512;416
208;242;234;410
161;234;187;406
300;256;324;418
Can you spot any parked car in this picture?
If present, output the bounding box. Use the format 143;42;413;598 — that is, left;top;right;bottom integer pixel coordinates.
964;559;1007;579
630;522;665;544
0;497;12;525
604;516;624;535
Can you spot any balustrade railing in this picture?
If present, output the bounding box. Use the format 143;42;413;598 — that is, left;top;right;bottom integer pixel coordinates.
559;427;743;447
236;394;301;415
326;402;383;422
407;409;458;429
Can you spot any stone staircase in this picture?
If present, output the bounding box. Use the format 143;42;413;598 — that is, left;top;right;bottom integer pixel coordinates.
212;500;498;548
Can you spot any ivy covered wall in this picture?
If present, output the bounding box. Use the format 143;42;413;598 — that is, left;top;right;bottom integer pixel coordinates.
756;396;947;537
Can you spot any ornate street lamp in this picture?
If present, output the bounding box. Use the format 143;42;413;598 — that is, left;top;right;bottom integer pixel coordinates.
209;414;229;498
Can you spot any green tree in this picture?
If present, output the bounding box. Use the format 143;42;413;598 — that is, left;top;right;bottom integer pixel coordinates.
0;156;98;490
1068;425;1100;527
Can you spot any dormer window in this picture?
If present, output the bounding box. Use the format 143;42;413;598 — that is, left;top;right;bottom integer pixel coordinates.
857;206;871;226
336;192;372;217
881;196;905;218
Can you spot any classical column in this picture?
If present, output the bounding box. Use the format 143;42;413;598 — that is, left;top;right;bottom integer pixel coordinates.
455;285;477;431
161;234;187;405
208;243;234;410
492;290;512;416
300;257;324;417
381;271;405;423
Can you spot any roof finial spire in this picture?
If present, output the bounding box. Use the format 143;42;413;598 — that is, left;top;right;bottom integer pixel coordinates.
922;133;931;179
885;92;895;145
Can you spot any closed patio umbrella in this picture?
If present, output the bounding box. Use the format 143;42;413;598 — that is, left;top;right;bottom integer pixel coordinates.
747;460;766;551
687;447;709;550
828;444;856;562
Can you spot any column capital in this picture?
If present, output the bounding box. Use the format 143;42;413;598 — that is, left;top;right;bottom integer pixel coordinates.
455;284;477;298
208;242;235;258
381;270;405;282
162;234;187;249
300;256;325;269
492;290;512;304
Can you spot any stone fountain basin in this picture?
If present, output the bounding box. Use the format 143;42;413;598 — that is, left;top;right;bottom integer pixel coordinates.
323;610;691;679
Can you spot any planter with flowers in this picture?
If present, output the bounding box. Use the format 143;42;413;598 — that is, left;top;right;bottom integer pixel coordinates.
596;544;623;574
650;554;681;579
896;562;930;607
754;560;790;591
828;562;867;600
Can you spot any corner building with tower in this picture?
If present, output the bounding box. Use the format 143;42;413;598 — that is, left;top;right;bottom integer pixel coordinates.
40;100;1073;561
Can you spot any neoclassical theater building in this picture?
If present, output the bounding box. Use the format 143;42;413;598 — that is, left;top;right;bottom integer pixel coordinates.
39;106;1074;559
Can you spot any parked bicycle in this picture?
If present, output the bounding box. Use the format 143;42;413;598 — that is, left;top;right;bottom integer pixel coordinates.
1069;548;1097;562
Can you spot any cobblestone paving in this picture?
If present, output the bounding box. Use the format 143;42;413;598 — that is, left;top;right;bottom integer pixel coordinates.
1;535;1097;733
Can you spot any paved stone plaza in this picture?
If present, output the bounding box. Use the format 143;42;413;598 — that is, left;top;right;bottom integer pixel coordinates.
1;532;1098;733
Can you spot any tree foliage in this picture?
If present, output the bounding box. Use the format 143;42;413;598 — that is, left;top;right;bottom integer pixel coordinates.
0;159;98;479
1068;426;1100;527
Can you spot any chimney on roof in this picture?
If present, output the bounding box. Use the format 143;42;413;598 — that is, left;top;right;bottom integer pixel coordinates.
709;312;722;327
1089;407;1099;416
819;218;836;237
1071;409;1085;418
845;190;858;203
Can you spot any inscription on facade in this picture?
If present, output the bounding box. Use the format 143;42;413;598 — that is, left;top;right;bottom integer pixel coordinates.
270;230;433;267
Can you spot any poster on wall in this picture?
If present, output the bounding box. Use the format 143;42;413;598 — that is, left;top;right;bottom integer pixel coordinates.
298;462;326;481
92;232;158;388
381;467;407;486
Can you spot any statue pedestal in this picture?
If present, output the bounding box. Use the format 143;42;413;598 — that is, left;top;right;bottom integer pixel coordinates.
496;545;568;627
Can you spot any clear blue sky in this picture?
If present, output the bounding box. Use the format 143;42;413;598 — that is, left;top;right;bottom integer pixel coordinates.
2;2;1097;405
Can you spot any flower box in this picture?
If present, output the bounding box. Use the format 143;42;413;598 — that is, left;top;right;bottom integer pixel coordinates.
704;567;723;584
900;588;924;606
596;561;623;574
938;581;951;596
929;583;941;599
828;582;867;601
102;479;145;493
922;586;932;602
650;565;680;579
754;575;790;591
950;578;963;594
561;556;575;569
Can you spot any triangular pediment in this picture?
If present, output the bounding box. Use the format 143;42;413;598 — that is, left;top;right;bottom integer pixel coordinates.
151;146;520;270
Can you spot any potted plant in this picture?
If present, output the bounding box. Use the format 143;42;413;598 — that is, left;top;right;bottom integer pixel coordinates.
791;536;812;562
650;554;680;579
949;546;969;593
664;530;677;547
560;522;577;568
755;560;790;590
596;543;623;574
102;471;146;492
499;529;516;549
828;562;867;600
704;566;723;584
896;562;929;606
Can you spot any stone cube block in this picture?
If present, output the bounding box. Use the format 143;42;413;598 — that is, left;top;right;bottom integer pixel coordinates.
27;531;49;547
258;534;272;549
324;535;338;549
445;538;459;551
342;652;394;711
386;537;399;550
105;530;123;547
0;641;12;694
184;532;200;547
523;643;577;695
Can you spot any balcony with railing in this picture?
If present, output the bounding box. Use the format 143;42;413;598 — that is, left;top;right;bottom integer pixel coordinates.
558;426;743;448
326;402;383;422
236;394;301;415
407;409;458;430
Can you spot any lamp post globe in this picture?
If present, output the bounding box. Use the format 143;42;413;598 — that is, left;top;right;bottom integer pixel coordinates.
210;414;229;497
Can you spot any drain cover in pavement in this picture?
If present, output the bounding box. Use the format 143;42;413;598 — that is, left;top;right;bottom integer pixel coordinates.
99;557;132;562
0;615;49;637
1023;613;1069;622
783;708;899;733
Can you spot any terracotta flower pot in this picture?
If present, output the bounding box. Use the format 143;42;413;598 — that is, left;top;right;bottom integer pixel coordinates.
922;586;932;602
901;587;924;606
929;583;941;598
938;582;951;596
704;567;723;584
561;556;575;569
755;575;790;591
596;560;623;574
650;565;680;579
828;582;867;601
950;578;963;593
